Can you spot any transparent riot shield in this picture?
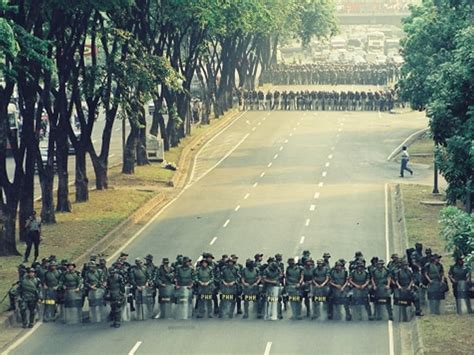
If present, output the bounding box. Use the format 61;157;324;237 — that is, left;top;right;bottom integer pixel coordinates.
88;288;105;323
175;287;192;320
264;286;281;321
242;285;259;319
43;288;57;322
134;288;150;320
197;285;214;319
145;287;156;319
219;285;236;319
330;288;347;321
286;285;302;320
64;289;82;324
311;285;330;321
158;285;174;319
393;288;413;322
121;286;132;322
351;288;369;321
373;287;390;321
454;281;472;315
427;280;446;315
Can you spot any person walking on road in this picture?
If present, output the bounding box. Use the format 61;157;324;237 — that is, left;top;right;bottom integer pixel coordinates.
400;146;413;178
23;211;42;263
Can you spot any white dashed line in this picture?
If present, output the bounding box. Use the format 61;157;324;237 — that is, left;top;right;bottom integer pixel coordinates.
273;154;278;160
263;117;267;121
264;342;272;355
289;133;293;137
252;127;256;131
267;162;272;168
223;219;230;228
328;154;333;159
300;236;305;244
253;182;258;188
322;171;327;177
305;219;310;226
258;122;262;126
244;193;250;200
336;134;340;138
325;162;330;167
235;205;241;212
314;192;320;199
331;147;335;151
128;341;143;355
246;120;250;125
338;128;342;132
309;205;316;211
210;237;218;245
260;172;265;178
297;122;301;126
284;139;288;144
318;182;324;187
279;146;283;151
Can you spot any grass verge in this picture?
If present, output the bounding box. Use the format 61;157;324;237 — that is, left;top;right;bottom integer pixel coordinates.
0;122;212;314
401;184;473;355
408;134;434;166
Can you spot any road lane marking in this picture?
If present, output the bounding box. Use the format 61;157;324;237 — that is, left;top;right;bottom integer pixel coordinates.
318;182;324;187
284;139;288;144
264;342;272;355
260;172;265;178
293;127;296;131
385;183;395;355
297;122;301;126
314;192;320;199
252;127;256;131
1;322;41;355
305;219;310;226
328;154;333;159
300;236;305;244
246;120;250;125
273;154;278;160
263;117;267;121
338;128;342;132
210;237;218;245
128;341;143;355
325;162;330;167
253;182;258;188
336;134;340;138
309;205;316;211
235;205;241;212
244;193;250;199
331;147;335;151
322;171;327;177
267;162;272;168
279;146;283;151
258;122;262;126
289;133;293;137
223;219;230;228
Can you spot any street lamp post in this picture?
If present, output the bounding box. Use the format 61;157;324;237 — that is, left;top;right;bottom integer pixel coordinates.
432;161;439;194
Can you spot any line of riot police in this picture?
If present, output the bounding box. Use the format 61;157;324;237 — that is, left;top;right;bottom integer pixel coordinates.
7;245;471;329
239;89;399;112
259;63;400;86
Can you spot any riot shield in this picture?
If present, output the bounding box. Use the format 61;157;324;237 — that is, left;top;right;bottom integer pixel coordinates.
197;284;214;318
264;286;281;321
175;287;192;320
286;285;302;320
427;280;446;315
121;286;132;322
134;288;152;320
311;285;329;321
219;284;236;319
454;281;471;315
330;287;347;321
158;285;174;319
373;287;390;321
64;289;82;324
351;288;369;321
43;288;57;322
145;287;156;319
88;288;106;323
242;285;259;319
393;288;413;322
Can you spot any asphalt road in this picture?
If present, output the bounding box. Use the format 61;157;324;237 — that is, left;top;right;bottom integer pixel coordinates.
7;107;428;355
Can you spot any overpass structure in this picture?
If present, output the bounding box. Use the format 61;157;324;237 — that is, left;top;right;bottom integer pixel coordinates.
337;12;410;26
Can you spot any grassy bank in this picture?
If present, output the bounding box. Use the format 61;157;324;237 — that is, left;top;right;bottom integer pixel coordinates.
401;184;473;355
0;123;211;314
408;134;434;166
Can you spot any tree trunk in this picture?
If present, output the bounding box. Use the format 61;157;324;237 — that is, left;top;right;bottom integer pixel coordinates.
40;170;56;223
136;106;149;166
19;144;35;242
0;205;21;256
56;131;71;212
122;122;138;174
75;145;88;202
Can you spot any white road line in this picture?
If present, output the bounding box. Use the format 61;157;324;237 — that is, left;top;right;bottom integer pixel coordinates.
252;127;257;131
293;127;296;131
318;182;324;187
284;139;288;144
246;120;250;125
263;117;267;121
235;205;241;212
210;237;218;245
258;122;262;126
244;193;250;200
128;341;143;355
338;128;342;132
279;146;283;151
1;322;41;355
289;133;293;137
309;205;316;211
300;236;305;244
260;172;265;178
322;171;327;177
273;154;278;160
325;162;330;167
297;122;301;126
385;183;395;355
336;134;340;138
267;162;272;168
331;147;335;151
314;192;320;199
223;219;230;228
328;154;333;159
253;182;258;188
264;342;273;355
305;219;310;226
340;122;344;126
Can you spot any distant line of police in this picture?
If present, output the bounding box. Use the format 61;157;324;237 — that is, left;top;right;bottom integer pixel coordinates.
8;243;472;329
238;89;399;112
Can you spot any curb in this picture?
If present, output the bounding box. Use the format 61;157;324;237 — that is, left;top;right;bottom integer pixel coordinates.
386;128;430;162
391;184;425;355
